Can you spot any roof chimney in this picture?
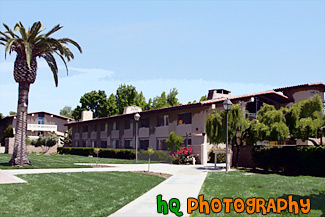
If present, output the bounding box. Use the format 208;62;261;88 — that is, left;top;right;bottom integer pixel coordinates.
81;111;93;121
207;89;231;100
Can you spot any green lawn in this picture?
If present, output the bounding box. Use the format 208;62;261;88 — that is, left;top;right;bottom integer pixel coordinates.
191;171;325;217
0;153;156;169
0;171;165;217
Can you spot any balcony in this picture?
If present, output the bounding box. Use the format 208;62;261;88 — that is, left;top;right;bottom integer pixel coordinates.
27;124;57;132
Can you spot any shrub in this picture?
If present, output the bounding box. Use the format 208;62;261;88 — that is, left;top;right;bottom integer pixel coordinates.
171;147;198;164
57;147;136;159
252;145;325;177
139;150;170;162
166;131;184;152
1;126;14;145
208;150;226;163
32;133;58;153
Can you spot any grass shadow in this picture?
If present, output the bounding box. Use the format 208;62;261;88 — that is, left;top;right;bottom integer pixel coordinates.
280;192;325;217
0;162;11;167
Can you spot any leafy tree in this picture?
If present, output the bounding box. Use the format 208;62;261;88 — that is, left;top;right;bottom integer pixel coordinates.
167;88;179;106
31;133;58;153
206;104;251;167
9;111;17;115
248;103;289;142
71;105;83;121
72;90;119;120
0;113;3;120
166;131;184;152
146;88;180;110
200;95;207;101
94;148;100;165
150;91;169;109
107;93;118;116
0;21;81;165
147;146;154;172
79;90;111;118
60;128;72;146
60;106;72;118
1;126;14;146
283;95;324;145
115;84;147;114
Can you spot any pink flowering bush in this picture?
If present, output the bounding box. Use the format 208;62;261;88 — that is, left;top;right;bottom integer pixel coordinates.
171;147;198;164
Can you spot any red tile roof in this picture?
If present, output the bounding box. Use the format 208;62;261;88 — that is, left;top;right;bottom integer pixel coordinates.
1;111;73;121
274;82;325;92
66;89;292;125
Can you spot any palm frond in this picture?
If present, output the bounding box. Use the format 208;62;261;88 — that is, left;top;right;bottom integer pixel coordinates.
1;21;82;86
53;49;69;75
0;31;11;41
43;52;58;86
58;38;82;53
29;21;43;43
45;24;63;37
4;38;17;58
25;41;33;68
3;23;18;38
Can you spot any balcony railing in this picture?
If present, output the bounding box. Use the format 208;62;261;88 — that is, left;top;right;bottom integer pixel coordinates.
27;124;57;132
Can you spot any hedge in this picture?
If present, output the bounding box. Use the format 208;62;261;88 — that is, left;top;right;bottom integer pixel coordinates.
252;145;325;177
57;147;169;162
208;151;226;163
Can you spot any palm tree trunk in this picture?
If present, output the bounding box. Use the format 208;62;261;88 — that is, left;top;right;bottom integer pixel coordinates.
9;83;31;166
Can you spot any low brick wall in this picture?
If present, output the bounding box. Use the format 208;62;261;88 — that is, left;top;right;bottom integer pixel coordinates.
5;137;60;155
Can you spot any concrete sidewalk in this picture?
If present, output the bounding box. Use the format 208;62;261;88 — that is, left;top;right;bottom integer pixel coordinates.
109;165;209;217
0;170;27;184
0;163;229;216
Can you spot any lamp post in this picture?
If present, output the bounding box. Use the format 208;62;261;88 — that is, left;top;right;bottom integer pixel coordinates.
223;99;232;172
134;113;141;163
19;102;27;167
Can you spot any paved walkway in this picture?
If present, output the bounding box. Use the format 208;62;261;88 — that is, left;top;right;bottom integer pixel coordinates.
0;163;230;217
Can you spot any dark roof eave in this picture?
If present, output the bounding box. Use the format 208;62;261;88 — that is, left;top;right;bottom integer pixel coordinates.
66;90;292;126
274;82;325;92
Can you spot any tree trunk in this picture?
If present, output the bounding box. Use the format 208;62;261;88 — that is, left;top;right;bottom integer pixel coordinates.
235;145;241;168
9;83;31;166
308;139;320;146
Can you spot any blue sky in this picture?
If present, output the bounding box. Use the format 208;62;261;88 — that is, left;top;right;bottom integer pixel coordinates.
0;0;324;116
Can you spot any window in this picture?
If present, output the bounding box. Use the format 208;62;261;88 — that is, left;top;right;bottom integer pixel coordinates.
37;113;45;124
75;126;79;133
140;118;149;128
91;140;98;148
140;139;149;150
111;139;120;148
82;141;87;147
100;140;107;148
156;138;167;150
74;141;79;147
83;126;88;133
178;113;192;125
184;139;192;146
92;124;97;132
101;123;107;131
124;139;134;149
125;120;134;130
157;115;169;127
112;121;119;130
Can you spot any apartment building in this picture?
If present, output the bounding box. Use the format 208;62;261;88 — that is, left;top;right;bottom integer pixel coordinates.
0;111;73;142
66;82;325;164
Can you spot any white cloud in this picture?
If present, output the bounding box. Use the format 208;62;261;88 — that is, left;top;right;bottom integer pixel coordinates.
0;63;276;116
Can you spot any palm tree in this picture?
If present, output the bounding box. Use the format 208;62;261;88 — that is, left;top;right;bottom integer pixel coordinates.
0;21;82;166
